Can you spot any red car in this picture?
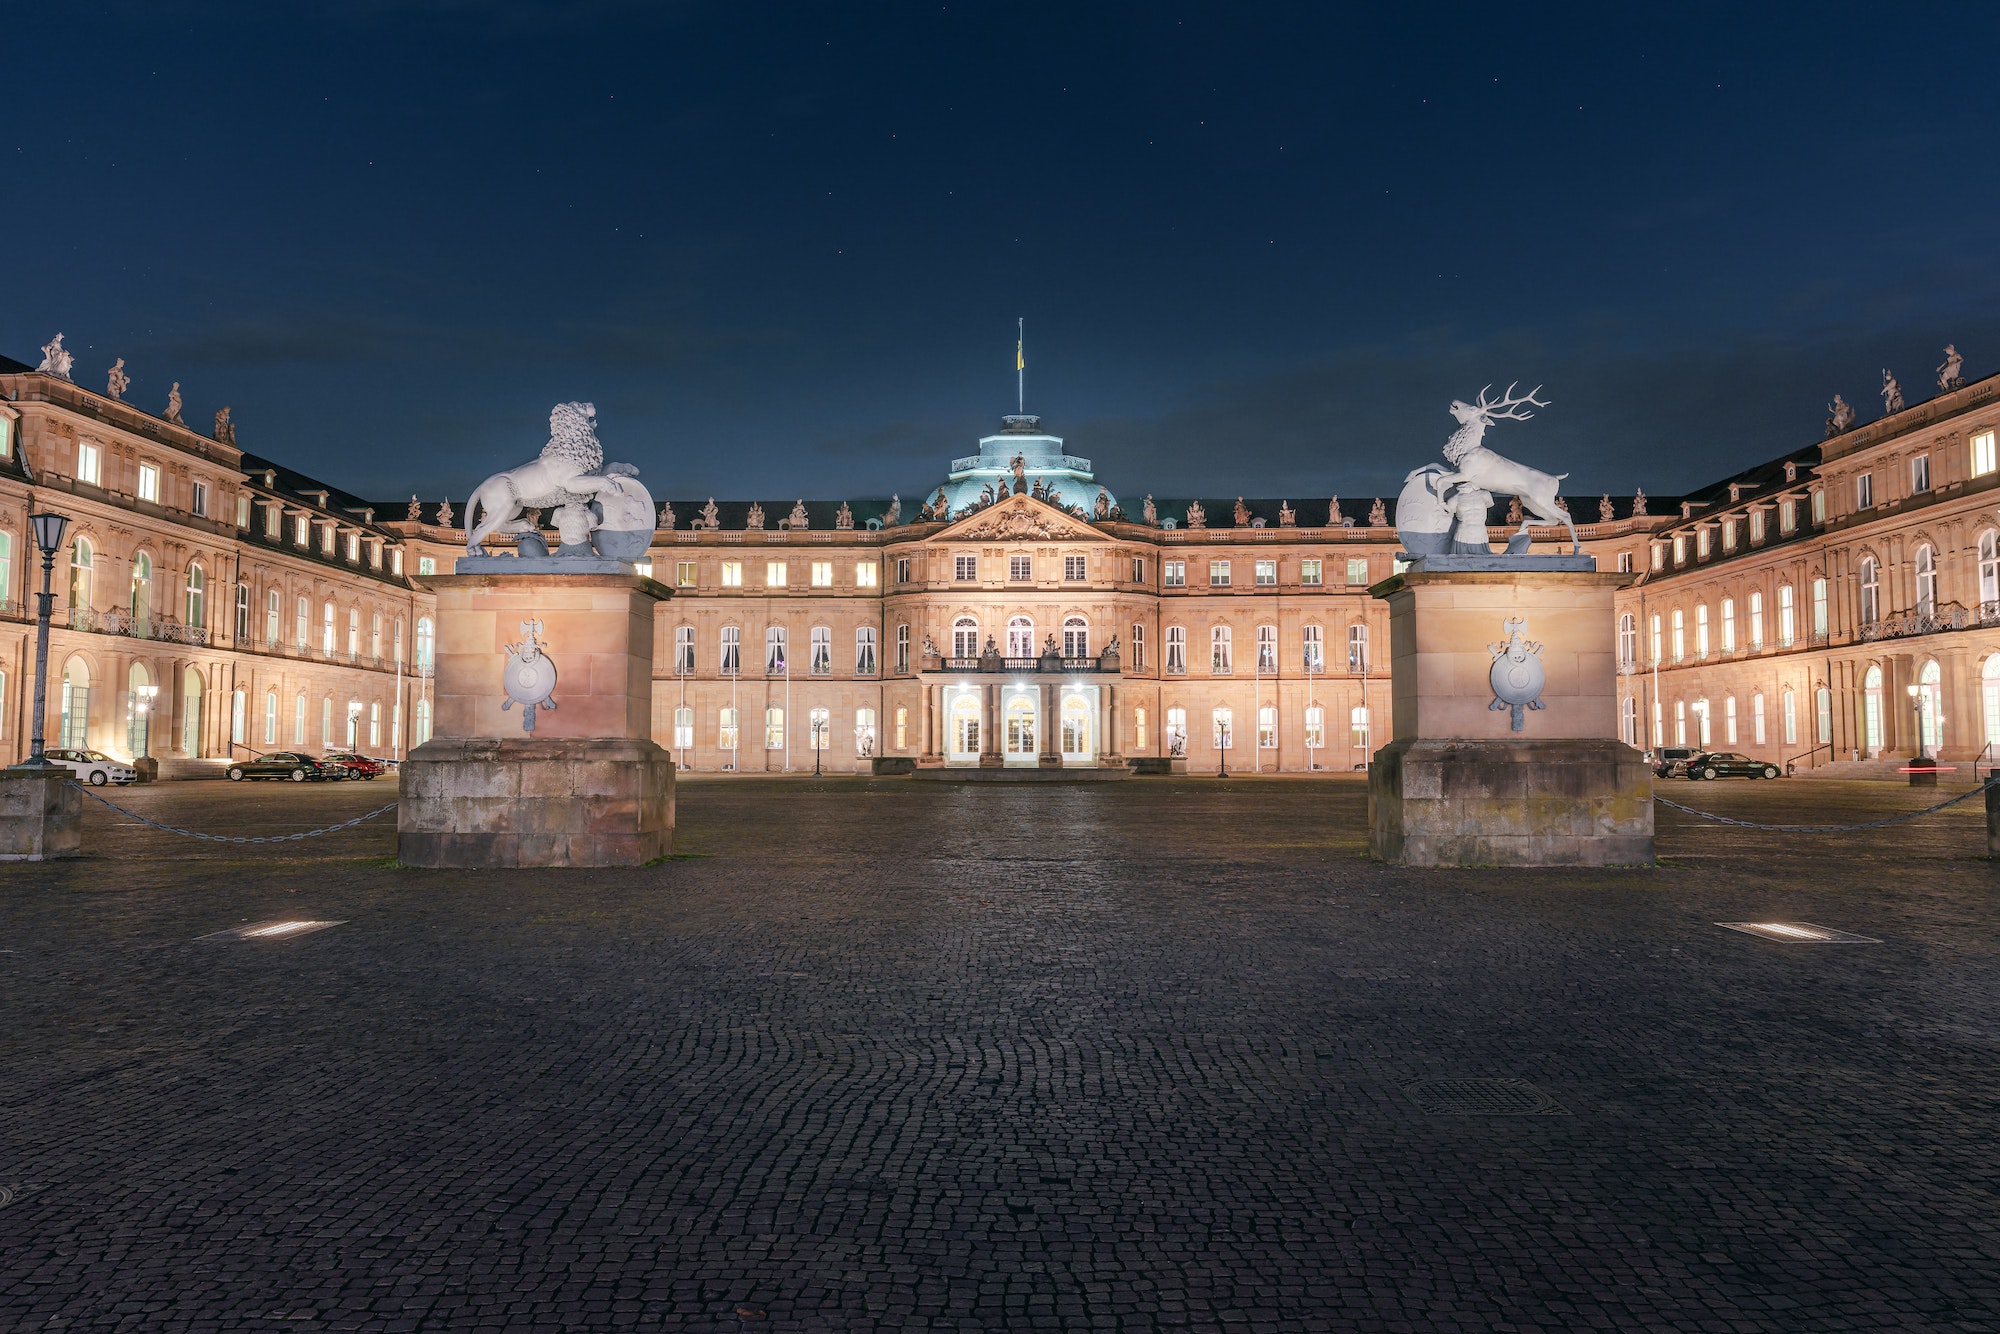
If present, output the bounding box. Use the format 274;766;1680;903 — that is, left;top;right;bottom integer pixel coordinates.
321;751;389;780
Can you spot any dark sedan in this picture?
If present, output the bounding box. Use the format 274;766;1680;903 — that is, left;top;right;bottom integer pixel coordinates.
321;751;388;780
225;751;335;782
1684;751;1783;780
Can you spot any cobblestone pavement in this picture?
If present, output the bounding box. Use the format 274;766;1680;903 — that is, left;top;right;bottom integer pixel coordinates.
3;776;1998;1332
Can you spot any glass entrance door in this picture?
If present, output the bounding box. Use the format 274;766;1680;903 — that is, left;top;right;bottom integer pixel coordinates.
1004;692;1037;762
948;693;981;764
1060;692;1093;765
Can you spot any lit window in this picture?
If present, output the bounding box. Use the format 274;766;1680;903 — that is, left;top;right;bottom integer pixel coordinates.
77;442;101;485
1006;616;1034;658
1696;529;1710;559
1812;489;1825;523
1720;599;1735;653
952;617;979;657
347;533;360;563
721;561;743;587
1258;705;1277;749
1133;706;1148;750
1748;591;1764;646
1649;613;1661;663
1813;577;1829;635
1721;519;1736;552
1166;707;1187;757
1725;695;1738;744
1210;625;1232;673
235;494;250;527
767;561;788;587
417;555;435;576
856;626;877;674
895;706;908;750
1164;560;1185;588
1255;625;1276;672
1753;692;1766;745
295;516;310;546
810;625;832;675
1303;624;1324;672
1617;551;1633;573
1783;689;1797;745
1671;609;1685;661
676;561;697;587
1350;705;1371;749
1064;555;1087;581
1780;500;1796;533
1618;614;1637;669
765;707;785;749
855;708;876;756
954;555;977;581
1209;560;1231;587
1166;625;1187;674
1254;560;1276;586
855;562;877;588
1673;535;1686;565
1749;510;1764;543
1650;544;1664;571
1213;706;1233;750
1301;559;1322;586
233;583;249;640
675;626;695;674
186;563;206;628
1062;616;1088;657
1778;584;1796;645
1695;604;1709;658
265;505;280;538
765;625;788;674
1859;558;1879;625
1010;554;1032;581
811;561;833;587
719;707;739;754
1347;624;1369;672
720;626;741;674
1974;430;1998;478
322;602;336;654
263;691;277;744
1346;558;1368;586
294;693;306;745
1305;706;1324;749
673;706;693;750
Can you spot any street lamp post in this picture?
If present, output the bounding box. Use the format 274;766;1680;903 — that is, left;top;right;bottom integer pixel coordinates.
813;713;824;777
15;511;71;769
136;683;159;767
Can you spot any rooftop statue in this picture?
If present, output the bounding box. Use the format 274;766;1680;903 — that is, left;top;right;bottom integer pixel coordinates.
1420;383;1577;553
1095;488;1110;520
214;405;236;446
1233;497;1250;526
1369;497;1388;527
698;498;719;530
462;401;654;562
1632;487;1647;517
36;334;73;380
1599;494;1615;523
437;497;455;527
883;493;900;526
1186;500;1206;529
1881;369;1905;415
164;382;183;425
105;358;130;401
745;501;764;530
783;499;809;531
1938;344;1965;391
1328;496;1342;526
1278;500;1296;526
835;501;854;530
659;501;676;530
1010;453;1027;495
1142;494;1157;526
1825;393;1855;436
407;495;422;522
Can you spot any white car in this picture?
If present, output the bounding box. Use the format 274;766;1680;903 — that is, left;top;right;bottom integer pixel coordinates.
42;748;138;786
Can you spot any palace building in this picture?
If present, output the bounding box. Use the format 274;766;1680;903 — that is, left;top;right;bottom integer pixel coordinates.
3;347;1996;778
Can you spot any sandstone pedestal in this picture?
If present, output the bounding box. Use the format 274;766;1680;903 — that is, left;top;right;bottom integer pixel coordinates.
1366;567;1651;867
0;766;83;861
399;573;674;868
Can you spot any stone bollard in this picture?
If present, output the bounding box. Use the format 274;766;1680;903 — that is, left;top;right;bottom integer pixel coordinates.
0;767;82;860
1986;780;2000;858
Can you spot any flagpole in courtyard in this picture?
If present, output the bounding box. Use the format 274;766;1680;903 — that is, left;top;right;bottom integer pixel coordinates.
1017;318;1024;414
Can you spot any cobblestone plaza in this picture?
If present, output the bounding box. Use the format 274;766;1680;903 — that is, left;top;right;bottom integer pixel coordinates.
3;778;1998;1331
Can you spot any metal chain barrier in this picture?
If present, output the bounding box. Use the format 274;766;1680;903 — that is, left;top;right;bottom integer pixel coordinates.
69;782;398;843
1654;776;1997;833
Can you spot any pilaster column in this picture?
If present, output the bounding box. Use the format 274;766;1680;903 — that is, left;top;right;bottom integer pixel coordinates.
1040;681;1061;767
1102;683;1120;765
922;682;937;761
980;682;1001;766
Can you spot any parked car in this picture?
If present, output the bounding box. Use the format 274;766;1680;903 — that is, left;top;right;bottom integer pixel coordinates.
321;751;388;780
1685;751;1783;781
43;748;137;786
1653;747;1700;779
225;751;335;782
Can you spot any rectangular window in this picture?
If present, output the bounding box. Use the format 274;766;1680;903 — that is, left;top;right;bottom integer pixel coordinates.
675;626;695;675
1650;544;1664;572
1010;554;1032;581
673;706;694;750
323;526;336;556
235;494;250;527
234;584;249;640
1209;560;1231;587
1064;555;1087;581
1749;510;1764;543
1132;556;1146;583
765;626;788;674
810;561;833;587
294;694;306;745
1617;551;1633;573
77;442;101;485
810;626;831;675
1165;626;1186;674
370;703;382;749
721;561;743;587
1211;625;1232;673
1780;500;1796;533
1301;559;1322;587
322;697;334;747
1856;473;1873;509
1812;578;1828;635
1673;535;1686;565
855;562;878;588
1784;691;1798;745
1164;560;1185;588
720;626;741;674
676;561;697;587
1256;624;1276;672
263;504;280;538
1974;430;1998;478
391;549;404;575
1721;518;1736;552
766;561;788;587
1912;454;1931;493
766;708;785;749
1258;705;1277;749
896;624;910;673
1133;706;1148;751
1130;623;1145;671
371;612;382;658
856;626;877;675
1346;558;1368;586
263;692;278;744
719;707;740;754
895;706;908;751
1696;528;1710;558
1812;489;1826;523
1254;560;1276;586
295;596;309;648
1305;706;1324;750
346;533;359;563
189;481;208;517
954;555;977;581
896;557;911;584
1303;624;1324;671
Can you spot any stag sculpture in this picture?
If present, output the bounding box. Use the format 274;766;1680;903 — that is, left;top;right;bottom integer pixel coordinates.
1426;383;1576;553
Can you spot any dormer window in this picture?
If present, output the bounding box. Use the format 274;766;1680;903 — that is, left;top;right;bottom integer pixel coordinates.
264;470;276;487
294;515;310;546
1784;461;1798;483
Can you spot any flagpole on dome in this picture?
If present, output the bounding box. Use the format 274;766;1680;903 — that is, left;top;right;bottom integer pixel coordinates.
1016;317;1024;415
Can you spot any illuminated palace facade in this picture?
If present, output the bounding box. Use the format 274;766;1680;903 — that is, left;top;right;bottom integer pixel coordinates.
5;349;1998;777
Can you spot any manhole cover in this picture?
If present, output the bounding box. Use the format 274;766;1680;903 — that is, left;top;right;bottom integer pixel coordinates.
1405;1077;1568;1116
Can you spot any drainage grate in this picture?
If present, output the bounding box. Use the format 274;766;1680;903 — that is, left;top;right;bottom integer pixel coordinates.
1717;922;1879;944
1405;1077;1569;1116
199;919;345;942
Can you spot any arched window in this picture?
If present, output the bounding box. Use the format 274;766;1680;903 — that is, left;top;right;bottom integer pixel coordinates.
1005;692;1036;756
1981;532;2000;609
185;562;206;628
1254;625;1276;673
855;708;876;756
294;692;307;745
1752;691;1766;746
1720;598;1735;653
130;551;153;623
1006;616;1034;658
1919;659;1943;750
60;655;91;749
1782;688;1796;745
1165;625;1187;674
674;625;695;675
1670;609;1685;662
1863;664;1884;753
719;625;741;674
1347;623;1369;672
415;616;435;669
265;588;280;643
264;690;278;745
1859;558;1880;626
1213;705;1234;749
1778;584;1796;646
126;662;153;758
1915;544;1937;619
1210;625;1233;674
1984;657;2000;749
765;626;788;674
809;625;831;675
765;706;785;748
952;616;979;658
718;706;740;754
1695;604;1709;658
414;697;432;747
1257;704;1277;749
1749;591;1764;647
68;537;94;615
321;601;336;654
1620;695;1639;746
347;606;361;657
855;626;877;675
1063;616;1089;658
1303;624;1324;672
1349;705;1370;750
1618;613;1637;669
1724;695;1737;744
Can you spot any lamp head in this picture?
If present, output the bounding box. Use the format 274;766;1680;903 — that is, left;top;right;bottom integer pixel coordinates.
30;511;70;557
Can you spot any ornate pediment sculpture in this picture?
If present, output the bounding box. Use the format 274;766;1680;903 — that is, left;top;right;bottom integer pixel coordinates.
954;497;1091;541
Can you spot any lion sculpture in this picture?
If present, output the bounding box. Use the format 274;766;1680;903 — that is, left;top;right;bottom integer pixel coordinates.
464;402;650;558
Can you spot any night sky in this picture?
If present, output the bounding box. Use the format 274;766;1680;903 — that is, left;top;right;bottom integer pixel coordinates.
9;2;2000;507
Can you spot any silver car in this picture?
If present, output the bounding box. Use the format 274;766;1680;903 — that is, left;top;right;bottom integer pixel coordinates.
42;748;138;786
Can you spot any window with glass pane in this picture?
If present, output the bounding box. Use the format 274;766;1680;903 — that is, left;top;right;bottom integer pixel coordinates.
1166;625;1186;674
264;691;278;744
855;708;876;756
1749;510;1764;543
1061;617;1088;657
1255;625;1276;671
811;561;832;587
1131;556;1146;582
1164;561;1184;587
721;561;742;587
896;624;910;672
672;706;693;749
810;626;831;675
1258;705;1276;749
765;708;785;749
1166;707;1187;756
1619;614;1637;667
1346;558;1368;585
765;626;787;673
1912;454;1931;493
1064;555;1086;581
1974;430;1999;478
1695;604;1709;657
676;561;697;587
896;557;911;584
1812;578;1829;634
1859;559;1879;624
719;707;740;752
856;626;877;674
955;555;977;581
1305;706;1324;749
1350;705;1370;749
856;562;877;588
1212;706;1232;749
1720;599;1735;652
1210;625;1232;673
953;617;979;656
675;626;695;674
1303;624;1324;671
767;561;787;587
719;626;741;674
1254;560;1276;586
1007;616;1034;658
1856;473;1873;509
1209;560;1230;587
1130;623;1145;669
77;442;101;485
1301;559;1321;586
1347;624;1369;672
1783;690;1797;745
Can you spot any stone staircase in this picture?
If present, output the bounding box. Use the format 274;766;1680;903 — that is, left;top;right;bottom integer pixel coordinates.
1795;756;1982;785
